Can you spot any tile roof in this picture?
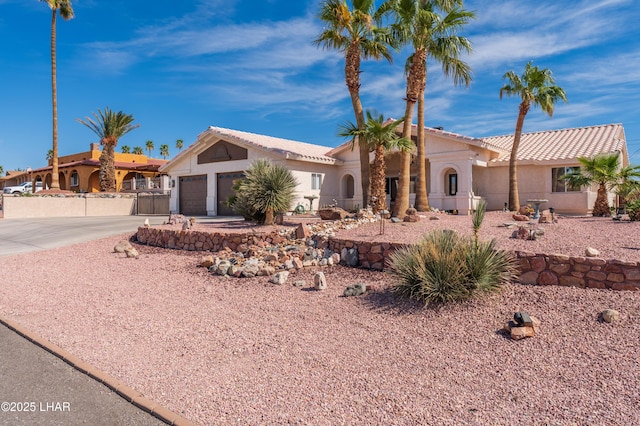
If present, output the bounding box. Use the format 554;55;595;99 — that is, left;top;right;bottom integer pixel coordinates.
484;124;625;164
206;127;340;164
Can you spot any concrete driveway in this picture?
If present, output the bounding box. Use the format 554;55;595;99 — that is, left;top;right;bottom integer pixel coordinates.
0;215;168;257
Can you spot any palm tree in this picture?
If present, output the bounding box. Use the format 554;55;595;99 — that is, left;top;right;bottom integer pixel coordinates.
500;61;567;211
176;139;184;152
315;0;395;209
237;159;298;225
339;111;413;212
133;146;144;155
0;165;4;176
41;0;74;190
387;0;473;218
76;107;139;192
160;144;169;159
145;140;154;157
562;153;640;217
46;149;53;161
121;145;131;154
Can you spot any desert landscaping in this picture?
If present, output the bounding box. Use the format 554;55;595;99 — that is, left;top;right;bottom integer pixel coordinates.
0;211;639;424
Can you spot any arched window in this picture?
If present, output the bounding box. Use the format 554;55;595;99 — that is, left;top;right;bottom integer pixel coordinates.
445;169;458;196
343;174;355;199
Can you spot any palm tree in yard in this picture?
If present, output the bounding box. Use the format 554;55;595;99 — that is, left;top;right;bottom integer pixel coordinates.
339;111;413;212
46;149;54;161
315;0;395;209
176;139;184;152
145;140;154;157
160;144;169;159
41;0;74;190
121;145;131;154
386;0;473;218
0;165;4;176
133;146;144;155
562;153;640;217
500;61;567;211
76;108;139;192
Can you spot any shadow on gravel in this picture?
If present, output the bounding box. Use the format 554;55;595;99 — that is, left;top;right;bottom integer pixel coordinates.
361;288;426;316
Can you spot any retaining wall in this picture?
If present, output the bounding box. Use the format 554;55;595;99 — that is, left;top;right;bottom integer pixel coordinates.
136;227;295;251
134;231;640;291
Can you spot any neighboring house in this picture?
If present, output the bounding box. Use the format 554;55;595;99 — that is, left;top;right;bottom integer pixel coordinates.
160;123;629;216
2;143;168;193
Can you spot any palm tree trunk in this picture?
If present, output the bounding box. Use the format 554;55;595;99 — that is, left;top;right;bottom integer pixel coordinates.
345;41;370;209
392;101;415;219
99;144;116;192
414;86;429;211
264;208;275;226
371;145;387;213
593;183;611;216
509;102;529;211
50;9;60;190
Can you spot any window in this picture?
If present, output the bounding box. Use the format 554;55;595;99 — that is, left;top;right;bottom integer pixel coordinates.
448;173;458;196
70;171;79;187
311;173;322;190
552;167;580;192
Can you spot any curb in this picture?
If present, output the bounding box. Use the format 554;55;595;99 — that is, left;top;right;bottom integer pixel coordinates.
0;316;195;426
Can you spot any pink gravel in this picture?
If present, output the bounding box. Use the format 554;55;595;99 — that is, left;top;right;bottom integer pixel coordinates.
0;213;639;425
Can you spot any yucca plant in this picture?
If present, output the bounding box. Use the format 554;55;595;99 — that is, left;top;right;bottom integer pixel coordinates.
231;159;298;225
389;201;517;304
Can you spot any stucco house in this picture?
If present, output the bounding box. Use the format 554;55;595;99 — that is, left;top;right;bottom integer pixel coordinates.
160;123;629;216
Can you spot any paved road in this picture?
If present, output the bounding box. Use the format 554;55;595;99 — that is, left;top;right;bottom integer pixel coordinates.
0;323;166;426
0;215;168;257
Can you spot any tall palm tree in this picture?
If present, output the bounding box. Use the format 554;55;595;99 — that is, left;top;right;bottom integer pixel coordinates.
76;108;139;192
121;145;131;154
145;140;154;157
315;0;395;209
500;61;567;211
176;139;184;152
387;0;473;218
0;165;4;176
41;0;74;190
160;144;169;159
339;111;413;212
133;146;144;155
46;149;54;161
562;153;640;217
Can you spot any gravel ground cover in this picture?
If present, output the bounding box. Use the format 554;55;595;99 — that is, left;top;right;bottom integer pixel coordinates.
0;212;639;424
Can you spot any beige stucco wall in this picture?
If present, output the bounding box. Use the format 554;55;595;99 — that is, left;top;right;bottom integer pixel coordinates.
2;195;137;218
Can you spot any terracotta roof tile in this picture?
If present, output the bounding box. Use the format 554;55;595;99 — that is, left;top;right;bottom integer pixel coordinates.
207;127;339;164
485;124;625;164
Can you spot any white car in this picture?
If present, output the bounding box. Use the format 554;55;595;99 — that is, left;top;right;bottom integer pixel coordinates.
3;181;43;194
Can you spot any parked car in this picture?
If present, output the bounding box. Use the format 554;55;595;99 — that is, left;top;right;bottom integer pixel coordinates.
3;181;43;194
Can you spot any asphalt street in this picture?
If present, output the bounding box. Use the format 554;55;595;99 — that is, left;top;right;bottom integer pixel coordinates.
0;215;168;257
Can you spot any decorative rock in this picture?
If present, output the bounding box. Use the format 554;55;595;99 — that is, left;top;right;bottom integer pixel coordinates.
182;220;192;230
513;226;530;240
341;247;359;267
330;253;341;264
269;271;289;285
295;223;310;240
144;218;150;227
390;217;402;223
512;214;529;221
275;213;284;225
503;314;541;340
318;207;348;221
343;282;367;297
314;272;327;290
241;264;259;278
585;247;601;257
114;240;133;253
601;309;620;323
293;280;306;287
429;216;440;221
406;207;417;216
199;255;215;268
292;258;304;270
124;247;139;258
403;214;420;222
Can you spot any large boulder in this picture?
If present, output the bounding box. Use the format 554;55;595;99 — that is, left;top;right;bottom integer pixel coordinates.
318;207;348;221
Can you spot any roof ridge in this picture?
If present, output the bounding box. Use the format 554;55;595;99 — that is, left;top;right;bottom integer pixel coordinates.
484;123;622;140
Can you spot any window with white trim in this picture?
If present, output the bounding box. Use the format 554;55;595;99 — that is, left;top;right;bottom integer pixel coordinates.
70;171;79;187
311;173;322;190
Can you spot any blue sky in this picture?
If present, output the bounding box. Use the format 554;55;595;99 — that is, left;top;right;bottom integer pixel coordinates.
1;0;639;172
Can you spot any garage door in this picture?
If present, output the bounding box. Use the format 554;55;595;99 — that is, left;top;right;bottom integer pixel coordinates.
179;175;207;216
217;171;244;216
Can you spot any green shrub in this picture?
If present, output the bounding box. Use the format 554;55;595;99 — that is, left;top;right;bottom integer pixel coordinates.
227;159;298;225
388;230;517;304
626;198;640;221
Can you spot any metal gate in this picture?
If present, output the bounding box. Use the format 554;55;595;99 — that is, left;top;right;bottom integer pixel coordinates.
137;192;170;215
